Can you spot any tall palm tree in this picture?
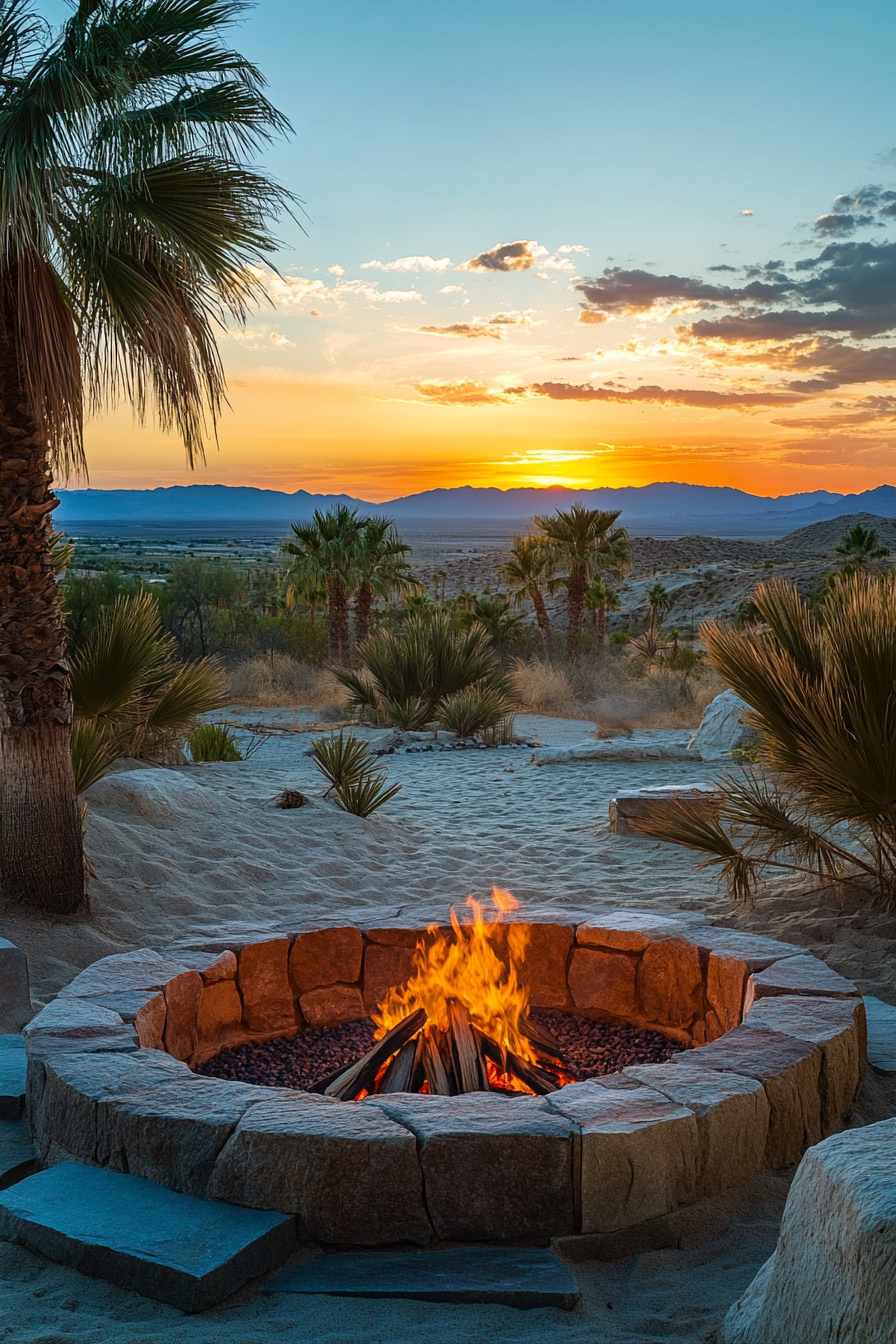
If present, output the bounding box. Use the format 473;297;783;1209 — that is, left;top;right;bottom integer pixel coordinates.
833;522;889;572
534;505;631;657
0;0;292;914
584;577;620;645
282;506;362;664
500;535;556;648
352;516;415;650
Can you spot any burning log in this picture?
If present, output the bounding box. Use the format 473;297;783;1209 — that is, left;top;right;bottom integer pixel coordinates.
310;1007;427;1100
472;1027;562;1095
448;1000;488;1092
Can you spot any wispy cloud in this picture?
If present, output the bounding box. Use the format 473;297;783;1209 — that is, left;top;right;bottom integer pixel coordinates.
457;240;549;272
413;310;538;340
361;255;451;272
438;284;466;294
225;327;296;350
511;381;805;409
412;379;518;405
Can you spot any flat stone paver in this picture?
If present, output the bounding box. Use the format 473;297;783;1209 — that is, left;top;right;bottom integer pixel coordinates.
0;1121;36;1190
266;1246;580;1309
864;996;896;1073
0;1162;295;1312
0;1036;25;1121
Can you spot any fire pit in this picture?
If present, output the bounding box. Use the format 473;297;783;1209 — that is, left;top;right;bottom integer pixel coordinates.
25;904;867;1246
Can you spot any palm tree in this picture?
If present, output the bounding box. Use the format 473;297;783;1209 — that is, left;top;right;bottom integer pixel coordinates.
500;536;556;647
457;595;525;649
282;507;363;664
833;522;889;572
534;505;631;657
646;581;672;625
353;516;416;650
584;577;620;645
0;0;291;914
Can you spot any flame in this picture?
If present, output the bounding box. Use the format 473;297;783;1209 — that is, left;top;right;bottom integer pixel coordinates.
373;887;536;1070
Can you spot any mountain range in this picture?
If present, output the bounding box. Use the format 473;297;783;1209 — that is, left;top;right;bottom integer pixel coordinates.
53;481;896;537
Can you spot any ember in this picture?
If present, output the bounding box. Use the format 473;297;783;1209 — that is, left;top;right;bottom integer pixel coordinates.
313;889;576;1099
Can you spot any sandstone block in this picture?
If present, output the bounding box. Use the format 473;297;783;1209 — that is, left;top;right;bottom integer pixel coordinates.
99;1077;286;1197
362;943;416;1014
547;1080;698;1233
299;984;366;1027
237;938;294;1034
750;956;858;1000
624;1062;769;1197
0;939;30;1032
371;1093;575;1242
209;1093;432;1244
196;981;243;1043
58;950;190;999
576;913;689;954
719;1119;896;1344
515;923;573;1008
638;938;704;1030
200;951;238;984
362;926;420;946
672;1025;821;1167
744;995;865;1129
163;971;202;1062
289;927;363;993
706;954;748;1037
568;947;638;1017
134;995;166;1050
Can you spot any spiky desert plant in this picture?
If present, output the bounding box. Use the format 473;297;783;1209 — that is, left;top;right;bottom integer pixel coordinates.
638;573;896;905
189;723;243;762
438;685;514;740
333;769;402;819
69;593;225;790
310;730;401;817
500;536;556;647
0;0;293;911
534;505;631;657
336;612;509;730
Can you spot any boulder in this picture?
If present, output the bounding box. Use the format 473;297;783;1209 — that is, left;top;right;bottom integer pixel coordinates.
623;1063;769;1197
208;1093;432;1245
638;938;705;1031
863;995;896;1073
289;927;363;992
547;1080;698;1232
370;1092;575;1242
745;995;865;1129
719;1119;896;1344
162;970;202;1062
0;1036;26;1122
672;1025;821;1167
688;690;755;760
0;940;30;1032
23;999;138;1059
237;939;294;1035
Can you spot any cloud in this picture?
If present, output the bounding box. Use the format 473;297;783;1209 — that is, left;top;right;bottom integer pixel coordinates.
811;186;896;237
512;381;804;409
269;332;296;349
739;209;754;216
412;379;518;406
413;311;538;340
438;284;466;294
457;240;548;272
558;244;590;255
337;280;425;304
262;273;333;309
225;328;296;350
327;264;345;276
361;255;451;272
576;309;610;325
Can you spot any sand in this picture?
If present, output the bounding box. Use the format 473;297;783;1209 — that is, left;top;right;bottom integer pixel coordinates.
2;712;896;1342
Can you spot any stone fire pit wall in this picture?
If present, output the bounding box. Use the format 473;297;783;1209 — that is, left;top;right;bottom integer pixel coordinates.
25;912;866;1247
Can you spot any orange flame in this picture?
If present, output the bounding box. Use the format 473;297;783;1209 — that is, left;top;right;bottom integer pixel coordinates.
373;887;536;1071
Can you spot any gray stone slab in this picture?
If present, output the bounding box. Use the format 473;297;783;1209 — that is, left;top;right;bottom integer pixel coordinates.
0;1120;36;1190
0;940;30;1032
266;1247;580;1310
751;956;858;1000
863;996;896;1073
0;1161;295;1313
0;1036;25;1121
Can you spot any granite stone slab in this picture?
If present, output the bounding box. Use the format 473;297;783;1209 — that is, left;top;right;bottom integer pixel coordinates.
266;1247;580;1309
0;1036;26;1121
863;996;896;1073
0;1161;295;1313
0;1120;36;1190
0;941;30;1032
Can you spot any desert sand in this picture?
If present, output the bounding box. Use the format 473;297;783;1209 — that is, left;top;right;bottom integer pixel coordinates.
2;712;895;1343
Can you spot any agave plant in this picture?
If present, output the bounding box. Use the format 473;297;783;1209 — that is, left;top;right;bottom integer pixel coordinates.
310;730;401;818
70;594;225;792
335;612;509;731
439;686;514;740
638;573;896;906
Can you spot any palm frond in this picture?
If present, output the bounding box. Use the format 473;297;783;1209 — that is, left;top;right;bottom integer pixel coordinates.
70;717;116;793
70;591;166;719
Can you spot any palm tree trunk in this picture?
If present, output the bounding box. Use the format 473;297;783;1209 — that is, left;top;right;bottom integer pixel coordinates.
0;338;85;912
354;579;374;655
596;605;608;645
530;586;552;648
326;578;350;664
565;564;587;658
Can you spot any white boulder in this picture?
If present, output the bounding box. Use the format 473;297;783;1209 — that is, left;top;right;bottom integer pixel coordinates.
720;1118;896;1344
689;690;755;760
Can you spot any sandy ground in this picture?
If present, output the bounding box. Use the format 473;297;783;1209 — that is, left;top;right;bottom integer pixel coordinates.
2;712;896;1343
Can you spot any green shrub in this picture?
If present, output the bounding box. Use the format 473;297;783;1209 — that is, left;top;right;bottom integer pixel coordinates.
439;686;513;740
189;724;244;762
310;730;401;818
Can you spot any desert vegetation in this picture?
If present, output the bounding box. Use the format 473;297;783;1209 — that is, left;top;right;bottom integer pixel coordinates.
641;571;896;905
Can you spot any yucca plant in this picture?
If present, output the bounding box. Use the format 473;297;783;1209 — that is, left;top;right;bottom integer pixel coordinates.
439;686;514;740
310;730;401;817
70;594;225;791
335;611;509;730
638;573;896;905
333;768;402;819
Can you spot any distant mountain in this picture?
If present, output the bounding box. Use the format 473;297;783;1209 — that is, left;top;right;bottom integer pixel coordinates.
53;480;896;536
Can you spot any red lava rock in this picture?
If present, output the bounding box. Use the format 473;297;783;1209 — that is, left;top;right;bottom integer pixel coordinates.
196;1011;679;1093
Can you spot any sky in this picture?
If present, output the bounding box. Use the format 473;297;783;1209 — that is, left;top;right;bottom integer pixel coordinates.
49;0;896;500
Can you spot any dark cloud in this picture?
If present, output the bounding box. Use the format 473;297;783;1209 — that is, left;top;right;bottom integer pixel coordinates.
457;240;545;273
708;264;738;272
574;268;777;318
811;186;896;236
512;381;804;409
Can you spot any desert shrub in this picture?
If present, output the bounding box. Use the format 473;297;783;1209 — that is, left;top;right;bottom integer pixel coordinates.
638;574;896;905
439;686;513;739
311;731;401;817
336;612;509;730
510;658;574;713
189;723;243;762
228;655;344;712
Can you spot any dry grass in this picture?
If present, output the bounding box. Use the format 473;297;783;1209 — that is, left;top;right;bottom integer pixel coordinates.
227;655;345;716
510;655;722;731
